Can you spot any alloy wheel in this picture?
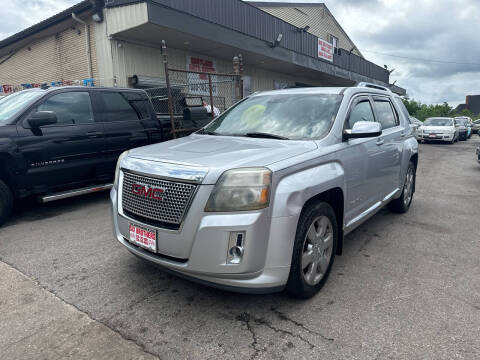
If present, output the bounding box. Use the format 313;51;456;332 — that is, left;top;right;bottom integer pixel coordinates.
404;167;414;206
301;216;334;286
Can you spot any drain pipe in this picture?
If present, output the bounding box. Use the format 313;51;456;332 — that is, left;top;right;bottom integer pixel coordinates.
72;13;93;80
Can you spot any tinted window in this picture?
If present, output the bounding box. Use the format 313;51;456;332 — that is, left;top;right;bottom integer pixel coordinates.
374;100;397;130
121;91;150;119
37;92;93;125
394;97;410;121
202;94;342;140
97;92;139;122
130;99;151;119
348;100;375;129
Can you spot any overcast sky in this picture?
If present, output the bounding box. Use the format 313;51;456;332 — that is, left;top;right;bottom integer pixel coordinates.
2;0;479;106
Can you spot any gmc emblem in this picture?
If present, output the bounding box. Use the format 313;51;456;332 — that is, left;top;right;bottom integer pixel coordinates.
132;184;165;201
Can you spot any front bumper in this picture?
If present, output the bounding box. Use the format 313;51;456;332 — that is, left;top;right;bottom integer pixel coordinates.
417;133;454;141
110;186;291;293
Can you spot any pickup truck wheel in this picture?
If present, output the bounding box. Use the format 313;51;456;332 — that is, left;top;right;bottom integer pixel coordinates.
0;179;13;226
388;161;415;214
286;202;337;299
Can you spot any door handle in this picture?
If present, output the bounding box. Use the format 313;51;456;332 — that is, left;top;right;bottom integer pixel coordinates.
376;139;384;146
86;131;102;138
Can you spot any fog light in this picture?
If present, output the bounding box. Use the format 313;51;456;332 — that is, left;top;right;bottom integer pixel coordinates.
227;231;245;264
229;246;244;258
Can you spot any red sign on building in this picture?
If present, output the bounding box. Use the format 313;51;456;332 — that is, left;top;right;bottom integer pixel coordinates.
318;39;333;62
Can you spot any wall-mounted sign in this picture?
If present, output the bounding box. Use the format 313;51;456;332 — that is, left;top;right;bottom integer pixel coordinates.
318;38;333;62
186;56;217;96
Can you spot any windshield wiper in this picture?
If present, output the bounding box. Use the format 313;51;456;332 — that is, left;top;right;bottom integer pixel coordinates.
197;129;219;135
243;132;290;140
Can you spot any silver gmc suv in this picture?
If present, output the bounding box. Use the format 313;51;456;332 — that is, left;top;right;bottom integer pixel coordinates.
111;83;418;298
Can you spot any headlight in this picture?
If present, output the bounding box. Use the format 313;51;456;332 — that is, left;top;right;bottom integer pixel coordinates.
113;151;129;189
205;168;272;212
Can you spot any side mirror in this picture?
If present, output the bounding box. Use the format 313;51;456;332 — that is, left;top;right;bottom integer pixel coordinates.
28;111;57;128
343;121;382;140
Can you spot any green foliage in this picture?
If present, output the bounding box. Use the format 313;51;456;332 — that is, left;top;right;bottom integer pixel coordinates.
402;96;480;121
458;109;475;117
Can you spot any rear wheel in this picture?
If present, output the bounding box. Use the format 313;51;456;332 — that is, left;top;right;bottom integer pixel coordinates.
286;202;337;298
0;179;13;226
388;161;415;213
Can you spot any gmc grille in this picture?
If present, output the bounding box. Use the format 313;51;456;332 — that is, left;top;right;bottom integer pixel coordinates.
122;171;197;227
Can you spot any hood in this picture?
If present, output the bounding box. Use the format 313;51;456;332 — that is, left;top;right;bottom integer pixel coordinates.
420;125;454;132
127;134;317;182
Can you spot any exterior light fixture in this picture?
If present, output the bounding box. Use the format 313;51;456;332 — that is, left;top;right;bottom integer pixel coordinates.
270;33;283;48
297;25;310;33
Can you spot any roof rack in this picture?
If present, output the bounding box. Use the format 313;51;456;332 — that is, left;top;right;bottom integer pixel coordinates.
356;82;392;93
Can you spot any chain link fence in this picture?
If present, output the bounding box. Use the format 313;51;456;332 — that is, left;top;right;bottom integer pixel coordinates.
145;68;242;138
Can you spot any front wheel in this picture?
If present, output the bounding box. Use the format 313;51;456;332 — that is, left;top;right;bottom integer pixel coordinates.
286;202;337;298
388;161;416;213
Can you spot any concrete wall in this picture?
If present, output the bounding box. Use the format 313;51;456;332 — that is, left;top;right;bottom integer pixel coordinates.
0;15;98;88
257;5;362;57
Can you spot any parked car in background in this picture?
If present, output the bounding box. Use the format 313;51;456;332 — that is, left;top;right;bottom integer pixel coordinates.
111;83;418;298
409;116;422;139
454;118;469;141
417;117;458;143
0;86;169;225
472;119;480;134
455;117;472;139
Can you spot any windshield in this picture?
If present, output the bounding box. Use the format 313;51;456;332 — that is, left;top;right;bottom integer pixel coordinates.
423;118;453;126
0;90;45;125
455;119;467;126
200;94;343;140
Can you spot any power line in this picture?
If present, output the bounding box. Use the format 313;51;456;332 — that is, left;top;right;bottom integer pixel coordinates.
361;49;480;66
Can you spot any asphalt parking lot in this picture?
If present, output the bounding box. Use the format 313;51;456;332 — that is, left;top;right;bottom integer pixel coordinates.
1;137;479;359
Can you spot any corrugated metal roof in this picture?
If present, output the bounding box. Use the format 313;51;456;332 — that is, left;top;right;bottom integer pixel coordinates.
245;1;324;7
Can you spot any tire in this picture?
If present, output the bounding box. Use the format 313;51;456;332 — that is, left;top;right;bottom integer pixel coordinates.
286;202;337;299
0;179;13;226
388;161;415;214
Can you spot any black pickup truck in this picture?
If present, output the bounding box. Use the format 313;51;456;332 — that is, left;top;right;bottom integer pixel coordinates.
0;86;168;225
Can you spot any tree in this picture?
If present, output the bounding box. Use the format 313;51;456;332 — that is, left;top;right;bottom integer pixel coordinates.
458;109;474;117
402;96;422;116
401;97;460;121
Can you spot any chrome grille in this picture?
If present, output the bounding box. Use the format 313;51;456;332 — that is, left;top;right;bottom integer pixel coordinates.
122;171;197;226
